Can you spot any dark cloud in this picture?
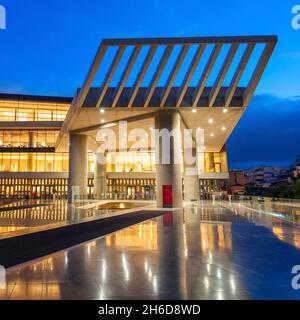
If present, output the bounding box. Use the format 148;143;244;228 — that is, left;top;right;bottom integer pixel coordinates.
227;94;300;169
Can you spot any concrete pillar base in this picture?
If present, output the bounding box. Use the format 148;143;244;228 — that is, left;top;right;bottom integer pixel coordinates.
155;111;183;208
94;153;107;197
68;134;88;203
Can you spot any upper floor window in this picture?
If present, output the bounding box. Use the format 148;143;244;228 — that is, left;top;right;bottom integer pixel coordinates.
0;100;70;122
0;130;59;148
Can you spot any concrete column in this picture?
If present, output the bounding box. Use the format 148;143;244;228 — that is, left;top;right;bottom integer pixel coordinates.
68;134;88;203
155;110;183;208
184;148;200;201
27;132;34;171
94;153;107;197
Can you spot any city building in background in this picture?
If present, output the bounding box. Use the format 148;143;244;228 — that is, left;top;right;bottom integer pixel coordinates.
246;166;288;188
227;155;300;196
291;155;300;179
226;170;250;195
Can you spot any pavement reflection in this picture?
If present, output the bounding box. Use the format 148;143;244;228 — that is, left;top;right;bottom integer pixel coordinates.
1;202;300;300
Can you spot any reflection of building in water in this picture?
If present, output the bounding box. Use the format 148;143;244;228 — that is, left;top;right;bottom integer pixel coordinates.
4;209;250;299
200;224;232;252
0;226;27;233
10;257;63;299
272;225;300;249
106;220;158;250
0;202;68;232
230;202;300;250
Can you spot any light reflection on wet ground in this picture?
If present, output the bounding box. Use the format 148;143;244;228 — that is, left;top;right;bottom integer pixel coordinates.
0;201;148;237
237;200;300;223
0;201;300;300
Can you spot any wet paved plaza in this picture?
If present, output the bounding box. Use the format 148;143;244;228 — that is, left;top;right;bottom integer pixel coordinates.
1;201;300;300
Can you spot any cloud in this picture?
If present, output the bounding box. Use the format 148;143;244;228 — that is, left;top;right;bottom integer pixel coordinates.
0;84;26;94
280;51;300;59
227;94;300;169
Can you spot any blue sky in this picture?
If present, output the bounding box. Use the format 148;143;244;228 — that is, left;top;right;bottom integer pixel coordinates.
0;0;299;168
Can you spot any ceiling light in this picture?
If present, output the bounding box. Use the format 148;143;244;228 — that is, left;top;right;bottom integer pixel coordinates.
210;133;214;137
223;108;228;113
100;109;105;114
192;108;197;113
208;118;213;124
102;122;117;128
101;119;105;123
222;127;226;131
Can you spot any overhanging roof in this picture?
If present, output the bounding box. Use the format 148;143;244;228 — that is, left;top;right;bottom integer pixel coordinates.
57;35;277;152
75;35;277;109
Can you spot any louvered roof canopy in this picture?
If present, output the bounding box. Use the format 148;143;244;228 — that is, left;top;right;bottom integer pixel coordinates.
75;35;277;110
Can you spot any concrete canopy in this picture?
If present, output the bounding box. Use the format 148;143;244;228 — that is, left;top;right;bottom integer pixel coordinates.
56;35;277;153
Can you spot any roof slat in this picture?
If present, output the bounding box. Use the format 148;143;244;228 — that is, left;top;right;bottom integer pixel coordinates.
160;45;189;107
144;45;174;108
209;44;239;107
111;46;142;108
76;45;107;108
95;46;126;109
102;35;278;46
225;43;255;107
192;44;222;108
176;45;206;107
243;42;276;107
128;46;157;108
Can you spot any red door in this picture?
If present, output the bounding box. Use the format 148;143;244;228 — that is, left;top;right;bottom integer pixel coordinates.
163;212;173;226
163;185;173;208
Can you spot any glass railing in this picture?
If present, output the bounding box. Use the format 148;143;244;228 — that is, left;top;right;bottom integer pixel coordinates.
73;192;156;205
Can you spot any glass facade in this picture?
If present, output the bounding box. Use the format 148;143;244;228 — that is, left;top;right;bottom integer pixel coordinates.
0;178;68;199
0;130;59;148
0;100;70;122
106;178;156;200
106;151;225;173
0;153;96;173
106;152;156;173
0;153;69;172
199;179;226;193
199;152;223;173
